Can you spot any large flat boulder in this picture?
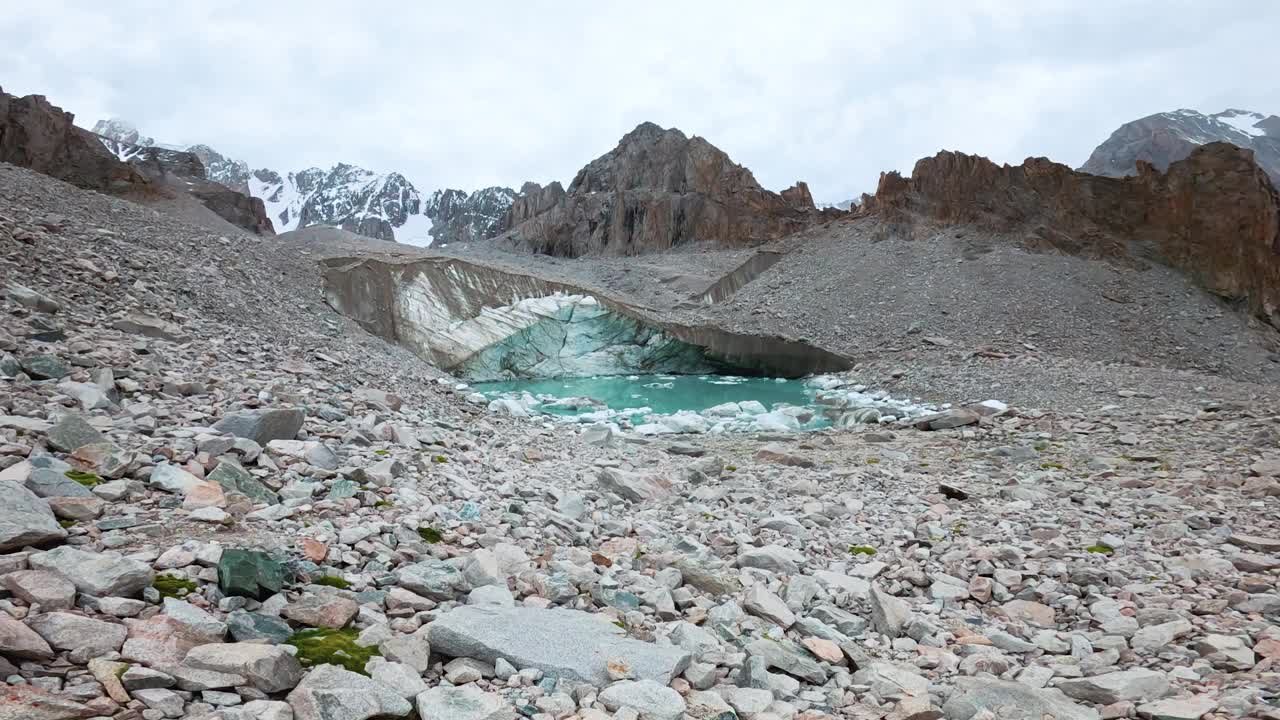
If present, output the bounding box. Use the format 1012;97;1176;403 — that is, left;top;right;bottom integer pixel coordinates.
943;677;1099;720
213;408;304;445
428;605;690;686
28;546;154;597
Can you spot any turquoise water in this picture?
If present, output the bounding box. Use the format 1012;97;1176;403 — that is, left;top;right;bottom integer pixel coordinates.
473;374;818;417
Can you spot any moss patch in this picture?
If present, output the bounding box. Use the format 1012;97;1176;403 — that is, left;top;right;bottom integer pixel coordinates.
64;469;101;487
1086;543;1115;555
153;575;198;599
848;545;878;556
417;527;443;544
312;575;351;590
286;627;380;675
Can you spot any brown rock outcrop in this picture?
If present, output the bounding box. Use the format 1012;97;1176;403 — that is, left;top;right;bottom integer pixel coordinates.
860;142;1280;327
116;145;274;236
498;122;828;257
0;86;272;235
0;87;149;195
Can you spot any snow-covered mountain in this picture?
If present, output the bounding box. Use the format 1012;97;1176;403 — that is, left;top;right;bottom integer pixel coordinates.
90;118;513;246
1080;108;1280;185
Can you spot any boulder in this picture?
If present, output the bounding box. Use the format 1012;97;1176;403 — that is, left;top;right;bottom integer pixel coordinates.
428;605;691;686
213;408;305;445
415;684;512;720
942;677;1098;720
598;679;685;720
217;548;285;600
26;611;127;655
2;570;76;610
1057;668;1171;705
286;663;412;719
46;414;105;453
29;546;154;597
0;479;66;551
0;610;55;660
183;642;304;693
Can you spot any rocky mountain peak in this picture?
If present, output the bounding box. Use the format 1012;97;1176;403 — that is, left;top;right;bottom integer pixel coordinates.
1081;107;1280;185
499;122;830;257
90;118;154;148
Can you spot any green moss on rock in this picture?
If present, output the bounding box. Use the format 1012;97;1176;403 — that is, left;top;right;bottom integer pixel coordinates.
286;628;380;674
64;469;101;487
153;575;198;599
312;575;351;590
417;527;443;544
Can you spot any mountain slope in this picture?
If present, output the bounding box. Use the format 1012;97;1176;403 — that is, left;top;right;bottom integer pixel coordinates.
92;117;512;246
1081;108;1280;184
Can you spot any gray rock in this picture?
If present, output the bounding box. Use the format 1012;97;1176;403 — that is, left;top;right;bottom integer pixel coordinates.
57;381;113;411
0;479;66;551
397;559;469;600
208;459;278;505
869;584;912;638
214;408;305;445
26;611;127;655
29;545;154;597
163;598;228;639
286;663;412;719
1136;696;1219;720
46;414;105;453
415;684;512;720
6;284;61;313
597;467;670;502
2;570;76;610
183;642;305;693
366;657;428;700
133;687;186;718
746;638;827;684
912;408;980;430
227;610;293;644
1130;620;1192;652
112;313;188;342
150;462;204;494
0;610;55;659
736;544;804;574
25;465;94;499
19;354;68;380
1057;668;1171;705
943;677;1099;720
743;584;795;628
598;679;686;720
428;605;691;686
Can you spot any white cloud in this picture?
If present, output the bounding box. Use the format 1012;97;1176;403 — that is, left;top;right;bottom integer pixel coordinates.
1;0;1276;203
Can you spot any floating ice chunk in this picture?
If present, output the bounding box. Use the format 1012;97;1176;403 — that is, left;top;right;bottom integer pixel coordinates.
754;411;801;432
704;402;742;417
739;400;768;415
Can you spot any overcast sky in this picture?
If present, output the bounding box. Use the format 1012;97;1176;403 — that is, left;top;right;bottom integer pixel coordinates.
3;1;1277;202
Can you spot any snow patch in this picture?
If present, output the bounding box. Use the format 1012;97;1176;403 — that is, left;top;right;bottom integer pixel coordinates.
396;211;435;247
1214;109;1266;138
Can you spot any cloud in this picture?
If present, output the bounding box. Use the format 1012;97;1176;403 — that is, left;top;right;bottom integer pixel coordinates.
2;0;1276;203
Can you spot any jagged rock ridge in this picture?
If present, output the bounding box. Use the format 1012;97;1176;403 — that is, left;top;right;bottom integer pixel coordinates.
1;88;270;234
1081;108;1280;185
861;142;1280;327
1;89;150;195
94;117;513;246
497;122;835;257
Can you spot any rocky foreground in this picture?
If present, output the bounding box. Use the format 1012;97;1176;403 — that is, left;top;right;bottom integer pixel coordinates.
2;162;1280;720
